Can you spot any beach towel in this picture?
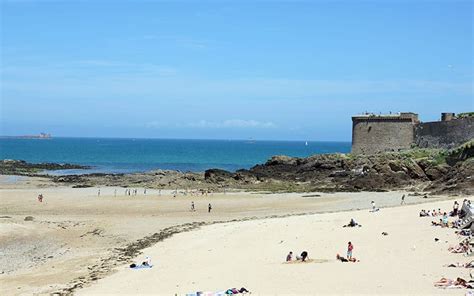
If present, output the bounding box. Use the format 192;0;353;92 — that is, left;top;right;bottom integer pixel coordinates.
130;264;153;269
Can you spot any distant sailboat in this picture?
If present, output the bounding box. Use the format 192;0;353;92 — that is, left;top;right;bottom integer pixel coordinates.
246;137;256;144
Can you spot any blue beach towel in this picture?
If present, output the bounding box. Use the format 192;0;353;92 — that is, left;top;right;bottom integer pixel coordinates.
130;264;153;269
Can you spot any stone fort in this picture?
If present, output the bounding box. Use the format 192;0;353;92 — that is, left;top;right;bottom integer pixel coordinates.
351;112;474;154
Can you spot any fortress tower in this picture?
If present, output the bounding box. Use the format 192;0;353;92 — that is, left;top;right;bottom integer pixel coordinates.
352;113;419;154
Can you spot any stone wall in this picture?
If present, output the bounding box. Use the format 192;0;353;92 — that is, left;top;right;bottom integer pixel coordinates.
352;118;415;154
415;117;474;149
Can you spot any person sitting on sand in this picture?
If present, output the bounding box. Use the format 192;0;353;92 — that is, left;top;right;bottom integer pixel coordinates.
343;218;361;227
296;251;309;262
286;251;293;262
142;256;152;266
431;219;443;226
419;209;427;217
37;194;43;202
434;277;472;289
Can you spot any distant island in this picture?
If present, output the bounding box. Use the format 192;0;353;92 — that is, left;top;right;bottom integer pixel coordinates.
1;133;52;139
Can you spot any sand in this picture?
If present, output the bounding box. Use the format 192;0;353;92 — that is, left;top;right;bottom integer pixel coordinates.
77;199;471;295
0;175;470;295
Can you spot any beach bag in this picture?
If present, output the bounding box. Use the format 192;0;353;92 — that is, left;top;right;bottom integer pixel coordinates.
129;263;137;268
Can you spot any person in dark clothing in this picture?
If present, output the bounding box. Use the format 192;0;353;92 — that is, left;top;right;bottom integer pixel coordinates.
208;203;212;213
296;251;309;262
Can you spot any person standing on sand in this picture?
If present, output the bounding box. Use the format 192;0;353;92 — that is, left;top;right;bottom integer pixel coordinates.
37;194;43;202
401;194;405;205
286;251;293;262
208;203;212;213
347;242;354;260
371;201;375;210
144;188;147;195
114;189;117;197
191;201;195;211
98;189;100;197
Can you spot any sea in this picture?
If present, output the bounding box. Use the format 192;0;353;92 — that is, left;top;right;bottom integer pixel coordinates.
0;138;351;175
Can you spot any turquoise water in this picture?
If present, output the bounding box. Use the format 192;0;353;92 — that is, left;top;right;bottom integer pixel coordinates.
0;138;350;174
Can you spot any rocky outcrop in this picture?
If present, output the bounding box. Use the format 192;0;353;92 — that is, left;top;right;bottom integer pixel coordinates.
203;142;473;194
0;159;89;176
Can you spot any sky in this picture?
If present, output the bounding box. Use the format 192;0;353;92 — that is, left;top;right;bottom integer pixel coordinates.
1;0;473;141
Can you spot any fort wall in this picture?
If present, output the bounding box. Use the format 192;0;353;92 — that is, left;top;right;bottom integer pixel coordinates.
415;117;474;149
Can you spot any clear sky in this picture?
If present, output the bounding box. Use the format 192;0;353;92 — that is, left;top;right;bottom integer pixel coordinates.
1;0;472;141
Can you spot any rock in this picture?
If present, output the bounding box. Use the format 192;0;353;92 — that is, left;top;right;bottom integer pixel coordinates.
24;216;34;221
424;165;450;181
388;161;404;172
204;169;233;182
404;160;427;179
265;155;298;166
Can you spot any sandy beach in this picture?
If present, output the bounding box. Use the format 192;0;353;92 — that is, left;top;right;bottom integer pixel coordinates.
77;199;471;295
1;175;471;295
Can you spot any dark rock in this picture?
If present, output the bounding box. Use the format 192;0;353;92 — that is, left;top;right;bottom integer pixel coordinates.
204;169;233;182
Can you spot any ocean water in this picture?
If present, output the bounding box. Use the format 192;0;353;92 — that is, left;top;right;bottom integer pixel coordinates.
0;138;350;174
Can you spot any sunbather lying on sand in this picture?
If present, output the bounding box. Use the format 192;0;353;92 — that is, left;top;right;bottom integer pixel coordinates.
449;241;470;253
445;261;474;268
336;253;358;262
434;277;473;289
225;287;250;294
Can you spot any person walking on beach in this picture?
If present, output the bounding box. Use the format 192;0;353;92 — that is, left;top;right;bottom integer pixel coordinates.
144;188;147;195
114;189;117;197
401;194;405;205
371;201;376;210
347;242;354;260
286;251;293;262
208;203;212;213
191;201;195;211
98;189;100;197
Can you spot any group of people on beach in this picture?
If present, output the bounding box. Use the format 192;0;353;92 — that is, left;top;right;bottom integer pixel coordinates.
286;251;309;262
432;199;474;290
419;208;444;217
285;242;356;264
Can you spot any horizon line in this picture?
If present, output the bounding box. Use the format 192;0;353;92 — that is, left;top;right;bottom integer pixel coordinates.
0;135;351;143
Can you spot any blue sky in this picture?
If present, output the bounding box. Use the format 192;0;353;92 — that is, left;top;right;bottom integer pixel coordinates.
1;0;472;141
